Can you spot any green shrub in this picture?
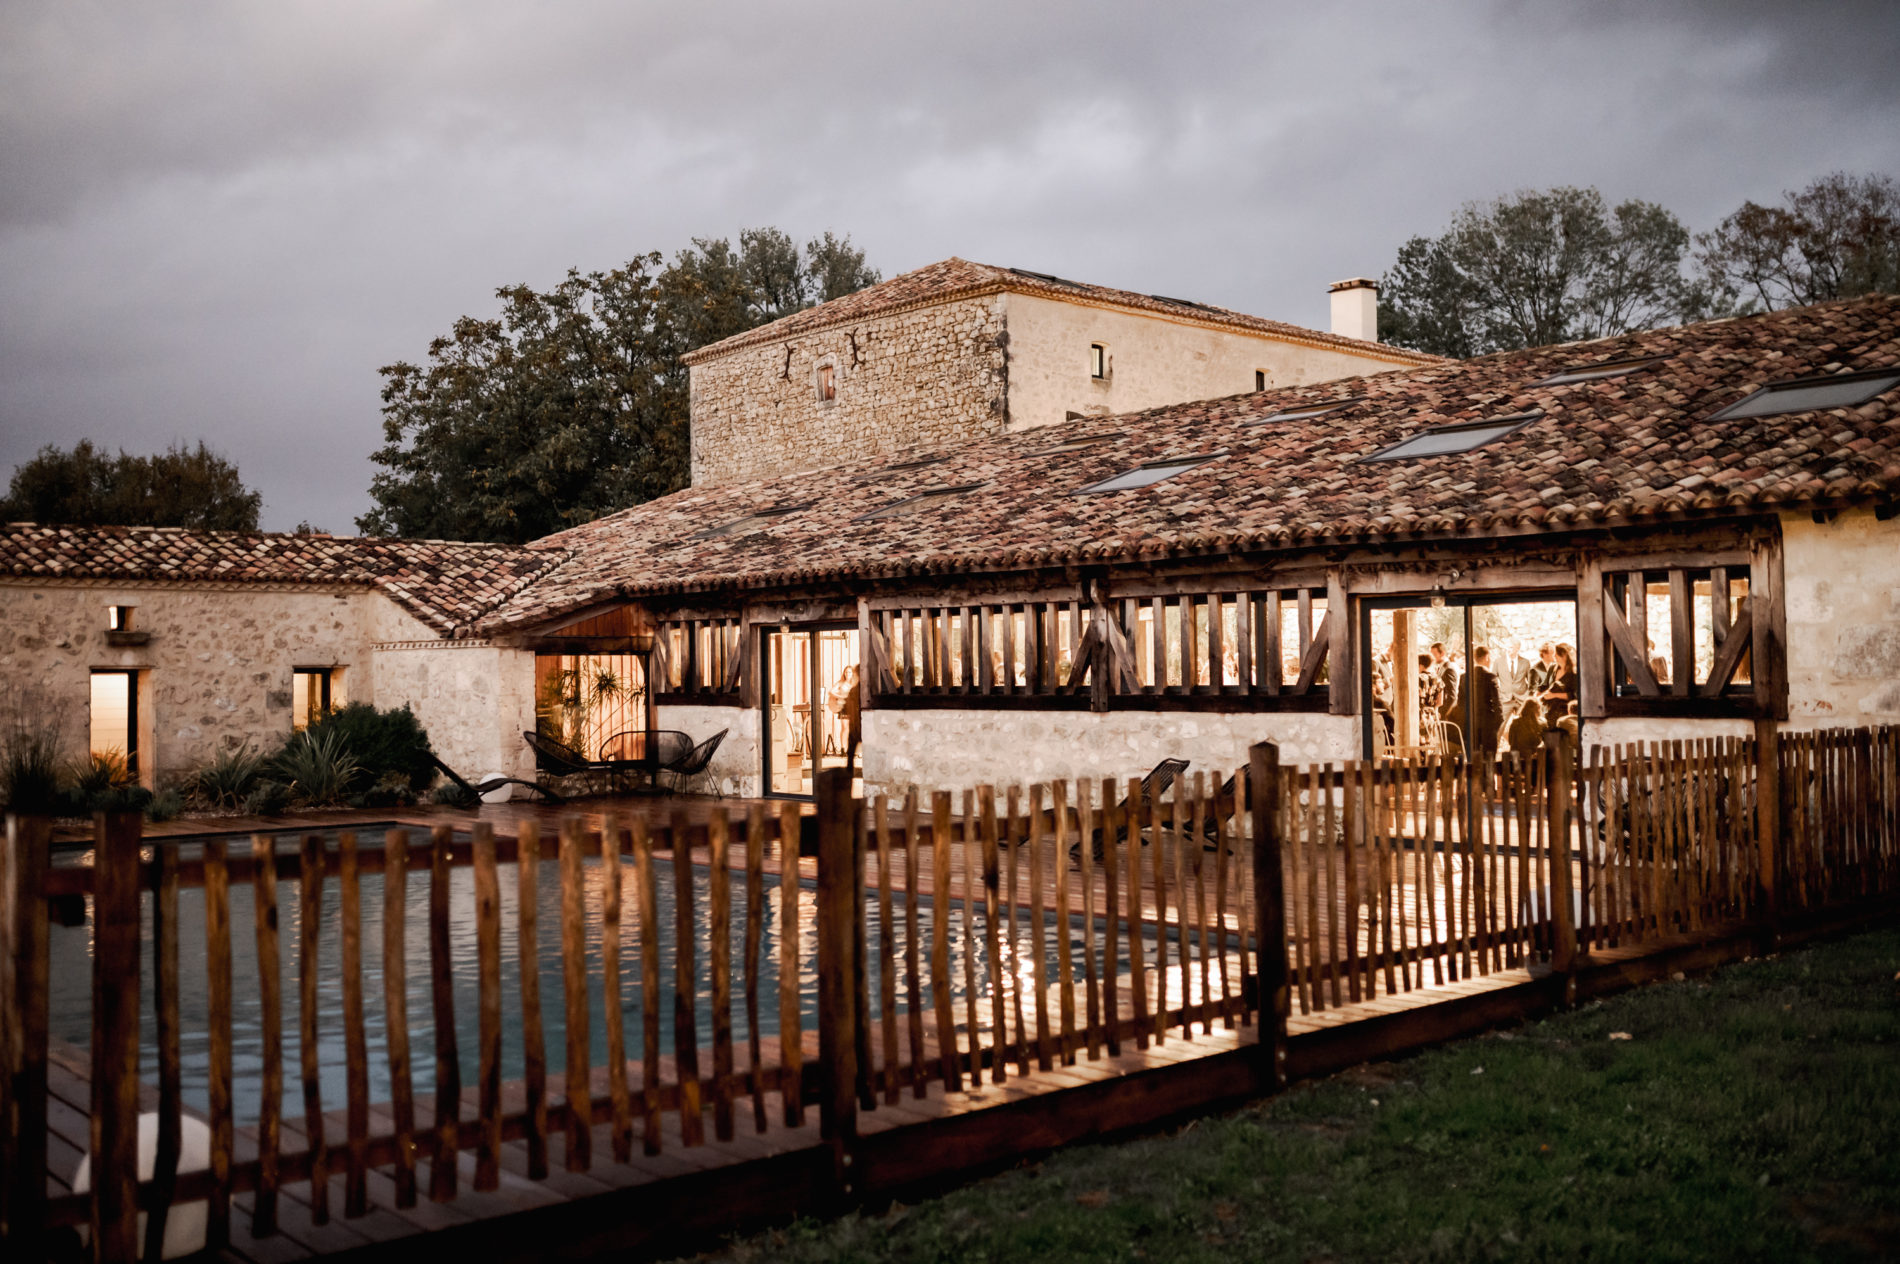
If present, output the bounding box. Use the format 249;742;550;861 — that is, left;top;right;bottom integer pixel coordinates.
432;781;480;809
68;745;135;802
0;680;70;814
147;787;185;822
192;743;266;808
273;727;360;806
301;703;436;795
244;780;291;816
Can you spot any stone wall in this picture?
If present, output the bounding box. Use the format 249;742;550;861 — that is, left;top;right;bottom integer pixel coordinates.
689;294;1008;486
861;707;1355;800
0;580;418;784
1780;507;1900;730
1001;292;1422;434
368;642;538;780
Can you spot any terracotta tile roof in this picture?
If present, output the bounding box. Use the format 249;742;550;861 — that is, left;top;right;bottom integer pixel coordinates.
482;294;1900;634
0;524;565;636
680;257;1442;368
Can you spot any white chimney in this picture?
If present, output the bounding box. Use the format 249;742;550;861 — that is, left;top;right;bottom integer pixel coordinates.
1328;277;1379;342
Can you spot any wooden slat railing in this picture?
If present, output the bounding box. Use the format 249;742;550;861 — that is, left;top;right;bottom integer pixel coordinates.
4;723;1897;1259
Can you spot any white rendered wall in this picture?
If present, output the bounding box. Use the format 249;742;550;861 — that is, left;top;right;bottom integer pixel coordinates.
654;703;758;797
1780;507;1900;730
860;707;1355;800
1000;292;1421;434
369;642;538;781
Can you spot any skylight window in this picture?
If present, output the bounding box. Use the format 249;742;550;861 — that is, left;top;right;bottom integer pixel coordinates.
1009;267;1086;289
1076;454;1220;494
855;484;987;521
1148;293;1216;311
1246;397;1365;426
1532;357;1664;387
694;503;811;540
1360;412;1542;462
1706;367;1900;422
1032;432;1124;454
886;453;947;470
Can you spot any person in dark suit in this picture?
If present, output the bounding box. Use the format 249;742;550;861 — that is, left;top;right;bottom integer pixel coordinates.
1470;646;1505;762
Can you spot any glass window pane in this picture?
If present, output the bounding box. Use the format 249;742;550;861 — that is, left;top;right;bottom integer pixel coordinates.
1714;372;1900;420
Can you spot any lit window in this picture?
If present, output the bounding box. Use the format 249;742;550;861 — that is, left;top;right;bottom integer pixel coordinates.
1707;367;1900;421
1360;412;1542;462
816;364;837;402
695;503;810;540
1255;370;1267;391
106;605;133;631
1089;344;1107;379
1532;357;1663;387
1246;397;1365;426
293;668;336;730
855;484;986;521
1077;454;1220;494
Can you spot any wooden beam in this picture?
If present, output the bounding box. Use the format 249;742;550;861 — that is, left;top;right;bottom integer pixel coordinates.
1669;568;1694;697
1327;572;1354;716
1601;596;1661;697
1698;599;1754;698
1576;558;1608;719
1749;532;1787;720
1293;610;1332;695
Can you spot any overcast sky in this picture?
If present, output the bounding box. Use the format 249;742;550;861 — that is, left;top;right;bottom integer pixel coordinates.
4;1;1898;533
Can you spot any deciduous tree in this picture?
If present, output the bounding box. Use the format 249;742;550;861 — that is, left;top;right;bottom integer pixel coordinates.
1696;171;1900;312
359;229;878;544
0;439;261;529
1379;187;1696;357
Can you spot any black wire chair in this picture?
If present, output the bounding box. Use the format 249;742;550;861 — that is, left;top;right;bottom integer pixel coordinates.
661;728;729;795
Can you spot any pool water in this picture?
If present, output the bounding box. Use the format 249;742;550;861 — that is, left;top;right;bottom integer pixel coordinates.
48;832;1167;1122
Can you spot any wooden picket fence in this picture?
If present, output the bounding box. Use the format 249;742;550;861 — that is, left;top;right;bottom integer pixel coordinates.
2;723;1897;1262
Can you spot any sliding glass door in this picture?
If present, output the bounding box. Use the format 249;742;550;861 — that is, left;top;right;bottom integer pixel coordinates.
762;624;860;798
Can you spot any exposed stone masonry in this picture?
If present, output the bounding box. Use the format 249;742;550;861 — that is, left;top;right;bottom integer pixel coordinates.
690;294;1010;486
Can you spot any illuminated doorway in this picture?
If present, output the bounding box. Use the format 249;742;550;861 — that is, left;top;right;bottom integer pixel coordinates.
1362;594;1579;763
89;669;140;781
762;624;861;799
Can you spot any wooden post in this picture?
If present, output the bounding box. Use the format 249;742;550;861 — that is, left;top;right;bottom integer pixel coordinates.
91;810;142;1262
1543;730;1579;998
1754;716;1781;948
2;814;52;1256
813;768;859;1189
1247;743;1288;1089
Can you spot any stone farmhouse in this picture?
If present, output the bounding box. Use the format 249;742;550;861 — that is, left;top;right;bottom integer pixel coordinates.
2;278;1897;802
685;259;1433;485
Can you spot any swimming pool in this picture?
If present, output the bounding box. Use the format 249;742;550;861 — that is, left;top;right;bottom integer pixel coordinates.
48;829;1148;1122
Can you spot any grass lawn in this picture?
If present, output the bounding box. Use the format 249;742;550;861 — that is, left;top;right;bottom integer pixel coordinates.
685;923;1900;1264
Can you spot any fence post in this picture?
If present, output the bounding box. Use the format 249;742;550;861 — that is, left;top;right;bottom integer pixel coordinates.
92;810;144;1262
1753;717;1781;949
1542;731;1578;1003
813;768;859;1193
1247;742;1288;1089
1;814;52;1255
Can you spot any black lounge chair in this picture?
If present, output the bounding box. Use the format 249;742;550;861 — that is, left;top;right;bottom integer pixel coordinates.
661;727;728;795
432;753;561;803
1063;757;1191;862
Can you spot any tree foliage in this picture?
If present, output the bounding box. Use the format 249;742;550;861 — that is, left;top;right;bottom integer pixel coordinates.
1695;171;1900;312
0;439;261;530
1379;187;1696;357
359;229;879;544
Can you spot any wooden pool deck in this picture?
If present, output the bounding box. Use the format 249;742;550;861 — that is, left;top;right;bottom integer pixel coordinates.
40;958;1549;1264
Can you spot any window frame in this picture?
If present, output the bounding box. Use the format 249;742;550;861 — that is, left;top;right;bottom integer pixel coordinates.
1531;356;1665;387
1705;366;1900;422
1246;396;1365;426
1074;453;1222;495
1358;411;1542;463
854;483;987;522
292;667;336;730
1089;343;1107;380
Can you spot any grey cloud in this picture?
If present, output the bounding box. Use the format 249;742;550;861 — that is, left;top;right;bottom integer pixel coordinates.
2;1;1896;531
